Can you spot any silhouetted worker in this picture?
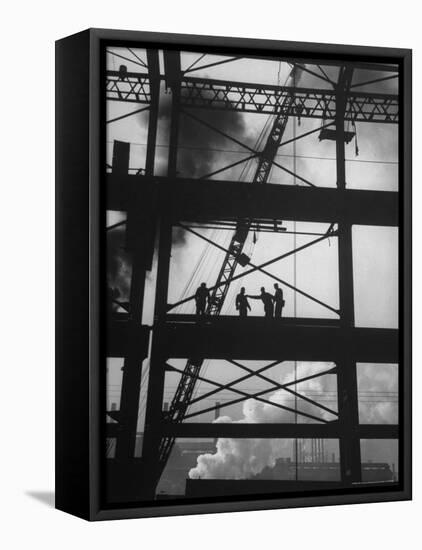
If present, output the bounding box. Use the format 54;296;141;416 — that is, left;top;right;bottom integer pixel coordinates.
195;282;210;315
248;287;274;318
273;283;285;318
235;287;251;317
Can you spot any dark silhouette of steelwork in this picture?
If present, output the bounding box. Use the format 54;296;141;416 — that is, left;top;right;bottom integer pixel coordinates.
106;71;398;122
155;66;302;473
105;49;400;501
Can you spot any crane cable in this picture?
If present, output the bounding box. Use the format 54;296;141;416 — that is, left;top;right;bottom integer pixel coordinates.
190;62;293;411
140;62;296;423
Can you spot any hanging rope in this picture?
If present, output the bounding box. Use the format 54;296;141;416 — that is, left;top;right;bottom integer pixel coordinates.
353;120;359;156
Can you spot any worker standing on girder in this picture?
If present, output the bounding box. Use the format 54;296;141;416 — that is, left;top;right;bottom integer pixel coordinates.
235;287;251;317
248;287;274;318
195;282;210;315
273;283;285;318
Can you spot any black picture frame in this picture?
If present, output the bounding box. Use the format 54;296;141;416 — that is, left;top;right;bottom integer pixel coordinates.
56;28;412;521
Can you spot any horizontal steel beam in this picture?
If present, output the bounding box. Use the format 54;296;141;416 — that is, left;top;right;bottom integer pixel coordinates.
159;320;398;362
184;478;399;498
106;70;151;103
180;77;398;122
106;320;150;358
159;422;399;439
106;421;399;440
106;176;398;227
106;71;398;123
107;316;398;362
167;314;340;326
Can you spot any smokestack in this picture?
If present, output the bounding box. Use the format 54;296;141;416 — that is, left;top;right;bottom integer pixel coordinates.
214;402;221;421
214;402;221;446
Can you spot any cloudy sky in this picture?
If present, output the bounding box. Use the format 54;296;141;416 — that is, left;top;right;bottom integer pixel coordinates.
106;48;399;486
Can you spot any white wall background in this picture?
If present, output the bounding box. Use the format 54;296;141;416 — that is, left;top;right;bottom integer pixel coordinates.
0;1;419;548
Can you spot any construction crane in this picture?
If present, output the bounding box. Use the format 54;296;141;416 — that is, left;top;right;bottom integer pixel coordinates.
104;51;400;504
157;65;303;475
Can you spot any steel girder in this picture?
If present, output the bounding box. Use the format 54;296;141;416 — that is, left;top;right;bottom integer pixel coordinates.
106;71;399;123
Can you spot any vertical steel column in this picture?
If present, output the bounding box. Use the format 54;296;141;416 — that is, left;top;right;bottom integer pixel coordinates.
145;50;160;176
164;51;181;175
214;402;221;446
140;216;173;496
336;66;362;485
115;50;161;461
140;51;182;497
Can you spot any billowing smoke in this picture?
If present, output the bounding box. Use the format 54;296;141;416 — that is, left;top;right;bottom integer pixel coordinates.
188;361;397;479
107;226;132;305
172;226;187;248
189;362;335;480
158;89;248;180
154;85;249;250
190;423;292;480
106;221;187;307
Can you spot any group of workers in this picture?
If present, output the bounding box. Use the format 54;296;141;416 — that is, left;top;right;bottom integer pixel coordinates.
195;282;285;318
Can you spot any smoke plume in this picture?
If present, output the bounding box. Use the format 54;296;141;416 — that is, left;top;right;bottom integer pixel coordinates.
172;226;187;248
158;88;249;180
188;360;397;479
107;226;132;305
189;362;335;480
154;85;250;250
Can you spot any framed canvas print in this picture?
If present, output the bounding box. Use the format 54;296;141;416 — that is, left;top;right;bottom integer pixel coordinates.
55;28;412;520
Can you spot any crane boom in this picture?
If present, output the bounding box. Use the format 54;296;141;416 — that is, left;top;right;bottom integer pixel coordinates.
157;67;301;472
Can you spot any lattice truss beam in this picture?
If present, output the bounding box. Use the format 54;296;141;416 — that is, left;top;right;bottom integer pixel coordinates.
106;72;399;123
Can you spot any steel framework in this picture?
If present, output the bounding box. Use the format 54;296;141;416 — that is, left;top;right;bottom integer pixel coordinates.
106;71;399;122
105;49;400;502
157;67;300;470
